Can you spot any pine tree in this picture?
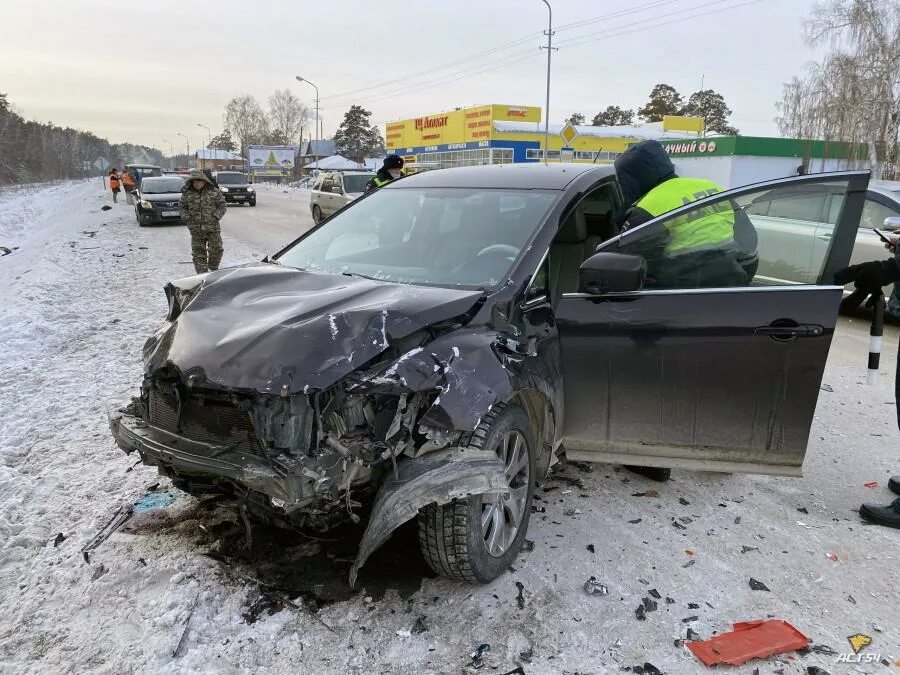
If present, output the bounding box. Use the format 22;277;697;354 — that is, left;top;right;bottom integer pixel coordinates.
208;130;237;152
334;105;384;159
591;106;635;126
566;112;586;125
637;84;684;122
682;89;739;135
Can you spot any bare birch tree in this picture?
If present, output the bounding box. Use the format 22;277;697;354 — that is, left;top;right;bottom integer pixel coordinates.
777;0;900;178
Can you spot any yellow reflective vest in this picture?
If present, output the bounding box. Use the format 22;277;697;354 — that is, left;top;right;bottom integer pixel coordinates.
635;177;735;255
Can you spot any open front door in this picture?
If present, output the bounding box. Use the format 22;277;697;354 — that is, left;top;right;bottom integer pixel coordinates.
557;171;869;476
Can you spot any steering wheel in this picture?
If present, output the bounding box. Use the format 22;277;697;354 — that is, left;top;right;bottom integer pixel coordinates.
476;243;519;259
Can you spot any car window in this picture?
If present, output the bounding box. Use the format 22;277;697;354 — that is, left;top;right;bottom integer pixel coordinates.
215;173;246;185
342;173;372;194
610;179;860;289
312;176;324;191
861;199;900;230
276;188;558;288
320;177;334;192
141;178;184;193
747;192;827;223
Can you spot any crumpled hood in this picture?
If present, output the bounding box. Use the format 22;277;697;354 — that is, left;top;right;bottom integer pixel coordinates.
143;264;483;394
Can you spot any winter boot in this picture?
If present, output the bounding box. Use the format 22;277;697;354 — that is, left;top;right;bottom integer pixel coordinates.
626;465;672;482
889;476;900;496
859;498;900;529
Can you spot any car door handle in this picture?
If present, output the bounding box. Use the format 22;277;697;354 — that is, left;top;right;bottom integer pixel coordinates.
755;323;824;339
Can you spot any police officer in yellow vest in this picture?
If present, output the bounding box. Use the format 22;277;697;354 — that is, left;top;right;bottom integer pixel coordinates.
365;154;405;193
614;140;755;289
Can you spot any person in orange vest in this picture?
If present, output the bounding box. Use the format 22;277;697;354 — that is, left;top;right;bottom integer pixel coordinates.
108;169;121;203
121;169;137;205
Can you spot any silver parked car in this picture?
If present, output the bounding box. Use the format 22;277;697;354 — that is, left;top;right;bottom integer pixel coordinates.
309;171;376;223
746;178;900;292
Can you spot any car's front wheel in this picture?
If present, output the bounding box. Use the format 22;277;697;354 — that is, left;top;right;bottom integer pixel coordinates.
418;403;535;582
312;204;322;224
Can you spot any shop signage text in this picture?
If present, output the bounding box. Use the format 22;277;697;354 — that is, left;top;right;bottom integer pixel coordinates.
664;140;718;155
415;115;449;131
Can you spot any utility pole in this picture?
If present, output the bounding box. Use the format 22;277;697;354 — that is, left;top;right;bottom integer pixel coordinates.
177;132;190;166
540;1;556;165
296;76;320;170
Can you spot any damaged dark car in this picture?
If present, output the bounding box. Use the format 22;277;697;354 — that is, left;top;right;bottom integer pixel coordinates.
111;162;869;585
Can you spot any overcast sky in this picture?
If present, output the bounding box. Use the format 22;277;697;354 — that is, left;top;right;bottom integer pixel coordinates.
0;0;825;152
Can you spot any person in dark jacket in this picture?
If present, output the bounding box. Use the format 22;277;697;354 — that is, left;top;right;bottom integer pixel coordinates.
834;256;900;529
366;155;404;193
614;140;758;288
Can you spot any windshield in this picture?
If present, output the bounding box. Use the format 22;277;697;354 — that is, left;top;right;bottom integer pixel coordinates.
141;178;185;193
276;187;557;288
216;173;246;185
342;173;373;194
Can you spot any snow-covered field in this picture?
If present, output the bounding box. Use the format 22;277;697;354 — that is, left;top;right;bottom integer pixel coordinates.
0;180;897;674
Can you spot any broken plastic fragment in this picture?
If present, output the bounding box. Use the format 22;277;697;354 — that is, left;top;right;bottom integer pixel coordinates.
470;643;490;669
412;616;428;634
583;576;608;596
749;578;770;591
632;663;662;675
642;597;658;612
648;589;661;599
863;481;879;488
686;619;809;667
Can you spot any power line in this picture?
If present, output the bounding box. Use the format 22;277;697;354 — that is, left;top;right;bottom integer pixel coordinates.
555;0;685;32
556;0;768;50
327;50;544;109
320;33;541;102
326;0;770;113
320;0;692;105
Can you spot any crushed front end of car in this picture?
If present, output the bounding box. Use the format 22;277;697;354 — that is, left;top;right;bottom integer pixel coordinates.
110;264;525;582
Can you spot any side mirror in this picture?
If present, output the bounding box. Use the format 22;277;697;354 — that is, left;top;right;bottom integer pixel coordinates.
579;252;646;294
884;216;900;230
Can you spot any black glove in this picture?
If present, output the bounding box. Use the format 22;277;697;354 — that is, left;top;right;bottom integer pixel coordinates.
833;258;900;291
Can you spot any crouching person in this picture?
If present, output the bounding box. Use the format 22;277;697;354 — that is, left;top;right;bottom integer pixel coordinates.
180;169;227;273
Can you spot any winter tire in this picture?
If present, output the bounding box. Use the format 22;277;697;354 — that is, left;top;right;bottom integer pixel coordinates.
418;403;536;582
312;205;322;224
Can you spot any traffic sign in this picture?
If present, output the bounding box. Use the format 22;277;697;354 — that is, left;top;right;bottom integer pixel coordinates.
93;157;110;171
560;123;578;145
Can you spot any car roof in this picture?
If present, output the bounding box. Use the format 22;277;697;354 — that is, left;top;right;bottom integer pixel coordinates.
388;163;615;190
125;163;161;169
869;180;900;201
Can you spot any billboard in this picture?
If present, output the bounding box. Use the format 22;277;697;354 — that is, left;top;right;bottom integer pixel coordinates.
248;145;298;175
386;104;541;151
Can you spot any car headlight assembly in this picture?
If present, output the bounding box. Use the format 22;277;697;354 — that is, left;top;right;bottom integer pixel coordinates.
220;187;229;193
247;187;254;192
140;200;154;209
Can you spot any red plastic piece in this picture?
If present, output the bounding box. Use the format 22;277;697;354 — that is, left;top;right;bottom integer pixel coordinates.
686;619;810;667
864;481;879;488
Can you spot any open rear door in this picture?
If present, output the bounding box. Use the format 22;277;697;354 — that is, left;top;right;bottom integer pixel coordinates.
557;171;869;475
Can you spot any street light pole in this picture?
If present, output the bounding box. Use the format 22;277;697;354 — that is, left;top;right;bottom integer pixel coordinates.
540;0;554;165
197;123;212;169
162;138;175;169
176;132;190;166
296;76;320;170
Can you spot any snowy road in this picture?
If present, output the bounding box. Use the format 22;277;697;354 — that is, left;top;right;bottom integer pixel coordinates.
0;180;897;674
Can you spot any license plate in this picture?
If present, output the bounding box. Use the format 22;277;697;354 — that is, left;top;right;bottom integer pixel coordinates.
233;196;245;200
162;210;179;217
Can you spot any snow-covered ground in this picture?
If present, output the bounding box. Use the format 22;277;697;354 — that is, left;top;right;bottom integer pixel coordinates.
0;180;897;674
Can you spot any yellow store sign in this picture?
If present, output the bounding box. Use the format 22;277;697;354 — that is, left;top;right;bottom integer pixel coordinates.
386;104;541;151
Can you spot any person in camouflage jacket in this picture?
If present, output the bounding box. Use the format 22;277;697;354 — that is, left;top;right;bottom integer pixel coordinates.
180;169;227;273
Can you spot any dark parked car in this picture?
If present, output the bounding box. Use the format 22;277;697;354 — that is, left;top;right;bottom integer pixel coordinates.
213;171;256;206
110;164;868;585
134;176;186;226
